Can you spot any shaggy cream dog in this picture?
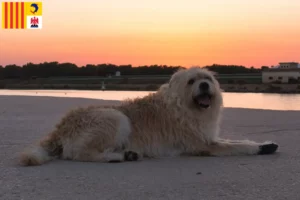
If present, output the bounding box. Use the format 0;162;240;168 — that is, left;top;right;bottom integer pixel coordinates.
20;67;278;166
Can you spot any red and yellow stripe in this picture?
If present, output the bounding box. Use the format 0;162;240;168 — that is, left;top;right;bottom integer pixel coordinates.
2;2;25;29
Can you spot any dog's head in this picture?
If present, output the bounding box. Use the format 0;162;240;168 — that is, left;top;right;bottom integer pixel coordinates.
166;67;223;110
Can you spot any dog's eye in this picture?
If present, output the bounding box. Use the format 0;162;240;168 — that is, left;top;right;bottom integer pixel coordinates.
187;79;195;85
205;76;213;81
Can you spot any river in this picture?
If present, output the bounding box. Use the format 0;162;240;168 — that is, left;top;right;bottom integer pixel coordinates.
0;89;300;111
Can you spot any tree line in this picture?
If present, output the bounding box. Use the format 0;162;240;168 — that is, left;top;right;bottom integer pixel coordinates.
203;64;262;74
0;62;266;79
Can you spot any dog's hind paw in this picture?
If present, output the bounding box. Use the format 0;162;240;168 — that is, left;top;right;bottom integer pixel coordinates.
124;151;139;161
258;143;278;155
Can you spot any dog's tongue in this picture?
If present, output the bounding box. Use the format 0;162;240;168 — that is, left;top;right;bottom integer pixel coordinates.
198;96;210;105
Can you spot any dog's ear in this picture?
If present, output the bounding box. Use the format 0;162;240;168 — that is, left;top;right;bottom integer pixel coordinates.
203;68;218;77
169;68;185;85
210;70;218;77
158;83;169;93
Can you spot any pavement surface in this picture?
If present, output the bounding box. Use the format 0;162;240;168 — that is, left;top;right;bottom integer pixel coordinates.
0;96;300;200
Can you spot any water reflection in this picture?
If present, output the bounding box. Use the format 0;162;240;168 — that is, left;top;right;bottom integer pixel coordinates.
0;90;299;111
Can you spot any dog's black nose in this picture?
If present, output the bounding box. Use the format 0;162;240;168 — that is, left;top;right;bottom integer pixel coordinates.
199;82;209;91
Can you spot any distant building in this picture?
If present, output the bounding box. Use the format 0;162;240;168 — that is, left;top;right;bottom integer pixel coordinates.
262;62;300;83
115;71;121;76
278;62;299;69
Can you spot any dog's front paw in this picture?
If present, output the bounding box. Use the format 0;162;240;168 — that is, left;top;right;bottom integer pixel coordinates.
258;143;278;155
124;151;139;161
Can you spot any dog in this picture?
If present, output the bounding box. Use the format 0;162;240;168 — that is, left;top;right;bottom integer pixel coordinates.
19;67;278;166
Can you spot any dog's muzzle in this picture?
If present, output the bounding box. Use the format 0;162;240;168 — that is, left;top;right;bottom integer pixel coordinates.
193;82;213;109
193;93;212;108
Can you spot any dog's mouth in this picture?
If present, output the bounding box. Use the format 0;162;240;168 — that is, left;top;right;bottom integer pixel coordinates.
193;93;212;109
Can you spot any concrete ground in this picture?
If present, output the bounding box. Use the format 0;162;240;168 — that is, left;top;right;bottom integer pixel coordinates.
0;96;300;200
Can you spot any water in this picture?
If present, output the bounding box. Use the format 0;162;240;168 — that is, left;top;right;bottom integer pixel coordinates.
0;89;300;111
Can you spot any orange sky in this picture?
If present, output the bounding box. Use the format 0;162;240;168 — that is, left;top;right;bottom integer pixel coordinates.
0;0;299;68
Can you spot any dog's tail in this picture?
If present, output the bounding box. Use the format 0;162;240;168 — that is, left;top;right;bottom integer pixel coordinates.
19;131;62;166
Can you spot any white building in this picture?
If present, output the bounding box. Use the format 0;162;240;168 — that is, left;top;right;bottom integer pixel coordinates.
115;71;121;76
278;62;298;69
262;62;300;83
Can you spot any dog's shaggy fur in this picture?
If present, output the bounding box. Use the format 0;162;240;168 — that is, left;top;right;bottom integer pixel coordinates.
20;67;278;166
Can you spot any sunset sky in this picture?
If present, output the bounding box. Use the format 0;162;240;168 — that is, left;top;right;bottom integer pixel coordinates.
0;0;299;68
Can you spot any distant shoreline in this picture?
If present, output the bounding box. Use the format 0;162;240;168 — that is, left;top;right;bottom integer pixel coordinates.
0;83;300;94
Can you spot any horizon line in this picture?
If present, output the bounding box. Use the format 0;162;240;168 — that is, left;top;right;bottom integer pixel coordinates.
1;61;295;68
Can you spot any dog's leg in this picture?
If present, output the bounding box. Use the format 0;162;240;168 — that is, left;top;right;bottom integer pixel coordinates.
74;150;140;163
124;151;140;161
202;139;278;156
74;151;124;163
